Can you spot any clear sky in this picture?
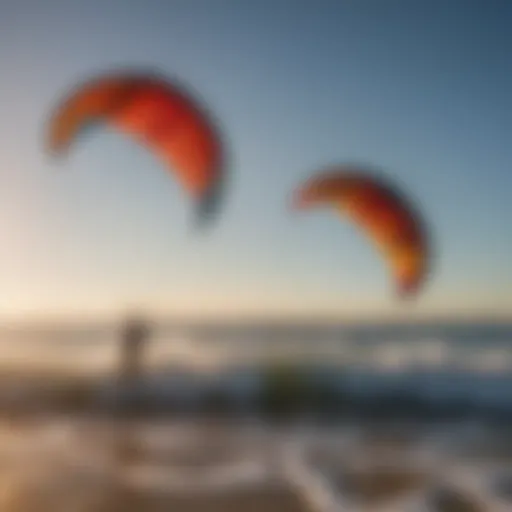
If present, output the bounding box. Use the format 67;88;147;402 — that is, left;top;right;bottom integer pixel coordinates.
0;0;510;321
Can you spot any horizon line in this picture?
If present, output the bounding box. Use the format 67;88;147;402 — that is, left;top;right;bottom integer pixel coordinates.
0;310;510;329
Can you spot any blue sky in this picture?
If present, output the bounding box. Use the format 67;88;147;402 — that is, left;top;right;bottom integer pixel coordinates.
0;0;510;320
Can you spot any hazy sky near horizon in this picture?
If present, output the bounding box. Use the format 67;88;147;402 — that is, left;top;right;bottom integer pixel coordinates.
0;0;510;320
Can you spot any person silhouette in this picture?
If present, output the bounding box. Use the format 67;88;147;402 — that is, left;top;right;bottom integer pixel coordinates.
117;314;151;416
119;315;149;383
115;313;151;467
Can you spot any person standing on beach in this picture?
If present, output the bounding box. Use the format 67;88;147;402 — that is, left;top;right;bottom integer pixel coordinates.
116;313;154;420
115;314;152;467
119;315;150;390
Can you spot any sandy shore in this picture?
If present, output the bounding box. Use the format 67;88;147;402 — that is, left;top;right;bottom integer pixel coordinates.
0;418;312;512
0;418;510;511
1;477;310;512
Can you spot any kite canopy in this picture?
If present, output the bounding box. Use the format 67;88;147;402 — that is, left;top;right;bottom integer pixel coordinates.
46;70;225;226
292;166;430;298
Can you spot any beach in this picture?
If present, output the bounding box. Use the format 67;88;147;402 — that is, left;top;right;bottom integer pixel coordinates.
0;417;511;511
0;418;308;512
0;321;510;510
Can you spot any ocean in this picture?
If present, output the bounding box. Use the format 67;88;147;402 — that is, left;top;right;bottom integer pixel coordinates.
0;320;510;417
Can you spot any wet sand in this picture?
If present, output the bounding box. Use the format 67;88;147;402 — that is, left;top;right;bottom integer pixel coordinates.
1;479;309;512
0;418;311;512
0;418;510;511
98;485;308;512
0;449;310;512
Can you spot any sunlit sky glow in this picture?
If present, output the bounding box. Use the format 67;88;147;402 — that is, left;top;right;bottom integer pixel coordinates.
0;0;510;321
